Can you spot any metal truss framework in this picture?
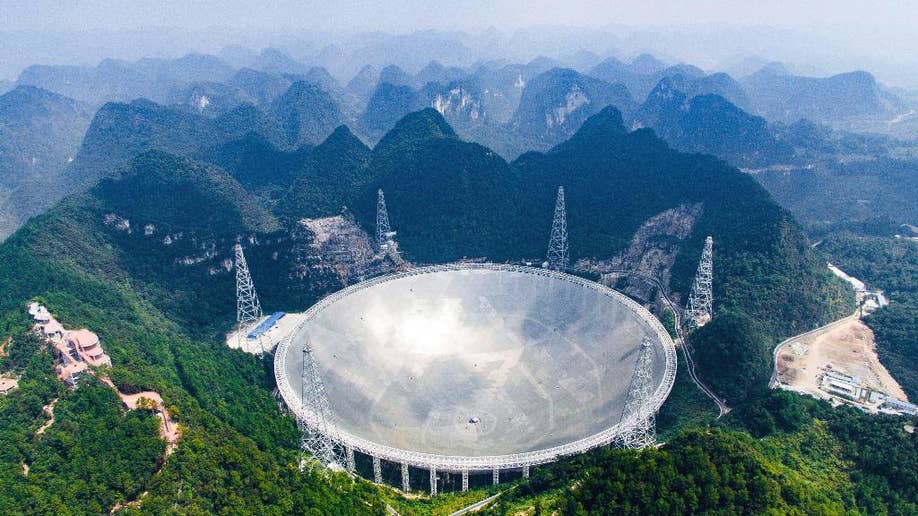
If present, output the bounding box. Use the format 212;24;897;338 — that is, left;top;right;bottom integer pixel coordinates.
376;188;405;267
376;189;392;249
372;456;382;484
617;337;657;449
685;236;714;329
546;186;570;270
298;344;345;471
274;263;678;475
234;243;263;326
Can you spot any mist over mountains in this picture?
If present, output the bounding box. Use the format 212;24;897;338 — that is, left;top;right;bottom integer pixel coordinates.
2;35;916;242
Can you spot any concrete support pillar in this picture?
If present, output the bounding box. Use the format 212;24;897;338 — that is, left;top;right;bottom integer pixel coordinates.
461;469;469;492
401;462;410;492
492;468;499;485
522;463;530;478
429;467;438;496
345;446;356;473
372;456;382;484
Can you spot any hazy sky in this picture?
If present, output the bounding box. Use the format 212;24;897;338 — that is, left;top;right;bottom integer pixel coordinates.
3;0;917;32
2;1;918;87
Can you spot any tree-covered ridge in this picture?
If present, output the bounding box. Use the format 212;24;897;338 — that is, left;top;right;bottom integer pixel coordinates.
0;105;864;514
355;107;850;403
0;242;388;514
485;392;917;515
94;151;279;234
0;85;94;239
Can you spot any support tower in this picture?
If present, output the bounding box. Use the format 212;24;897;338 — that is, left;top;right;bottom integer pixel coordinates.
376;189;392;249
618;337;656;449
376;189;405;268
234;243;262;326
684;236;714;329
298;343;345;470
546;186;569;270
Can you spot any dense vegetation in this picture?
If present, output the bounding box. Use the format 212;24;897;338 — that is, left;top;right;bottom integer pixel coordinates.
754;158;918;234
485;391;917;515
0;105;878;514
819;233;918;399
0;244;387;514
0;86;92;238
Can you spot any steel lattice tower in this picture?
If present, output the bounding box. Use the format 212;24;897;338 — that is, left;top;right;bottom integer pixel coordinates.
376;189;392;249
685;236;714;329
546;186;569;270
298;344;345;471
234;244;262;326
618;337;656;449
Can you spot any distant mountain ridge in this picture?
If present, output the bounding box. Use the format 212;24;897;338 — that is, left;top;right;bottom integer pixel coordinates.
0;85;93;238
742;68;891;122
634;78;793;167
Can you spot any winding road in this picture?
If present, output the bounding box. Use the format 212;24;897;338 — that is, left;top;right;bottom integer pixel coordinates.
605;269;729;417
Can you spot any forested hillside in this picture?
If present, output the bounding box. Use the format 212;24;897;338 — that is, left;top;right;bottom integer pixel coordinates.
0;107;896;515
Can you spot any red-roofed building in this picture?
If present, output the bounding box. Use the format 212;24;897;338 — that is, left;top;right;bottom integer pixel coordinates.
65;329;111;367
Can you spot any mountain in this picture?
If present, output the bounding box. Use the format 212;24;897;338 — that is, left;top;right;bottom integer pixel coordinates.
170;81;253;117
512;107;848;401
94;151;278;234
357;82;423;142
133;53;235;86
344;64;380;106
359;109;529;259
0;86;93;238
414;61;466;87
17;60;156;105
629;53;667;74
377;65;414;88
276;125;373;220
16;54;235;106
270;81;345;147
743;68;890;122
201;132;311;200
508;68;635;152
4;105;907;514
562;49;603;72
60;97;294;210
68;100;224;190
753;158;918;234
228;68;292;107
424;79;487;127
467;58;558;124
296;67;343;98
634;79;793;167
590;56;748;107
350;108;849;403
250;48;311;76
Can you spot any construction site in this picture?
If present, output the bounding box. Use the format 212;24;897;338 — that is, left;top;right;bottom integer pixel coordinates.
773;264;916;416
222;186;728;495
